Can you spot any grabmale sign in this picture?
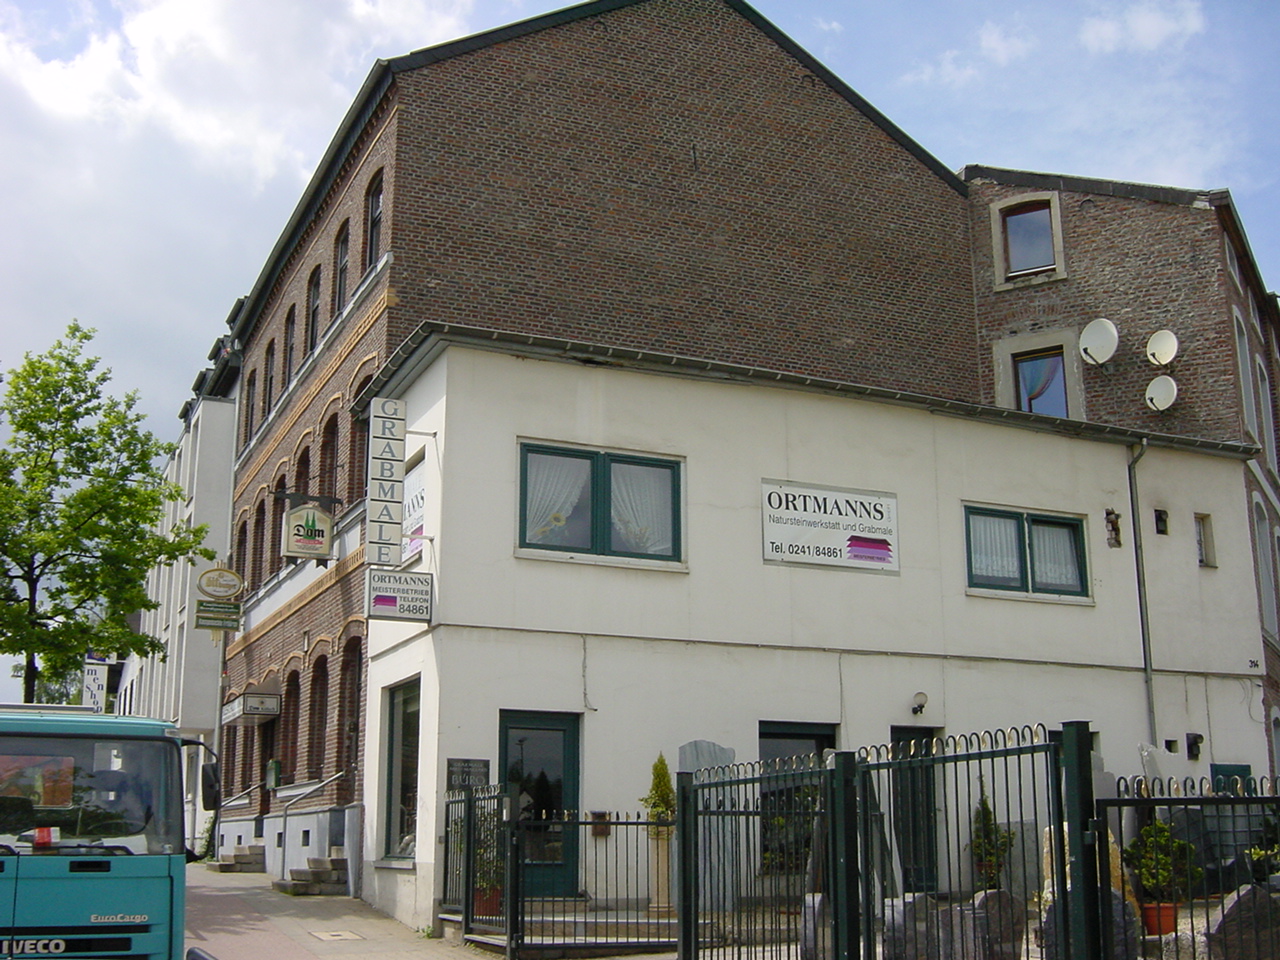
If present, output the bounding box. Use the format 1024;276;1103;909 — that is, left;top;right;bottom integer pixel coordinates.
366;397;407;566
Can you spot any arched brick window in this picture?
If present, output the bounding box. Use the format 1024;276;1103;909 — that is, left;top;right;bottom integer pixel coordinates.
308;657;330;781
263;340;276;416
270;476;287;576
234;520;249;583
296;447;311;498
337;637;363;805
365;171;383;271
319;414;340;504
348;376;374;505
250;500;267;591
281;671;301;786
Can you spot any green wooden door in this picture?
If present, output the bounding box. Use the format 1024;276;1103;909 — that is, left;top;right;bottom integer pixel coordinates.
500;711;580;897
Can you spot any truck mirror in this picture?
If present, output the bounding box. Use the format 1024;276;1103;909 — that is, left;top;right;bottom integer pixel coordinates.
201;761;221;811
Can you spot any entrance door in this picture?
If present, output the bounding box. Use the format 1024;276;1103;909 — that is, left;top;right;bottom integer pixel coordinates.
890;726;938;893
500;711;580;897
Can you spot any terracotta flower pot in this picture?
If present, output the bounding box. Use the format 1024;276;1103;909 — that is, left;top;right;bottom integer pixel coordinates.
1140;901;1178;936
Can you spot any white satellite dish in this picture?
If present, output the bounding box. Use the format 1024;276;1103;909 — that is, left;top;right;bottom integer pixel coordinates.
1147;329;1179;366
1145;375;1178;412
1079;318;1119;365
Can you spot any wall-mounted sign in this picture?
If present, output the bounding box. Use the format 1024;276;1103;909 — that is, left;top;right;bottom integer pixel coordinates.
195;599;243;631
402;461;426;563
196;567;244;599
447;758;490;792
282;503;335;559
761;480;899;573
367;397;407;566
366;569;433;622
221;692;281;726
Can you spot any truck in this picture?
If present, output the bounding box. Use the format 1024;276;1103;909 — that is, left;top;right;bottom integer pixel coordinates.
0;705;219;960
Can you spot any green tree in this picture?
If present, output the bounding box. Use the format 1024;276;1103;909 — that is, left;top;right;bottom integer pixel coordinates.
0;323;212;702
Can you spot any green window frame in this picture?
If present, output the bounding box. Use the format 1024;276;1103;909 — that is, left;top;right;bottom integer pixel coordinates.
965;506;1087;597
519;444;681;561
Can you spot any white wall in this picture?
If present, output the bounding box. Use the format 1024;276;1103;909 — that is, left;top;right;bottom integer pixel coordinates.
361;345;1267;929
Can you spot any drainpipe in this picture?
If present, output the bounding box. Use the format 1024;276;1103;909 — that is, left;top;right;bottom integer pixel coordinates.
1128;438;1158;745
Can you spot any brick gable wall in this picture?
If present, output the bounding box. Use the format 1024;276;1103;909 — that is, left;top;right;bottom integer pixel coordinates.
388;0;978;399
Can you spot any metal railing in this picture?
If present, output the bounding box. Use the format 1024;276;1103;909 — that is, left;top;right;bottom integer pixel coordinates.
279;769;346;880
1096;776;1280;960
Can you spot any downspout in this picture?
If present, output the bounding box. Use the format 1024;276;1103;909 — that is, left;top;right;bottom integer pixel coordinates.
1128;438;1158;744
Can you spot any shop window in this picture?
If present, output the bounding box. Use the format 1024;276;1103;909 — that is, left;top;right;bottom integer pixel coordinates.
519;444;680;560
385;680;420;859
966;506;1087;597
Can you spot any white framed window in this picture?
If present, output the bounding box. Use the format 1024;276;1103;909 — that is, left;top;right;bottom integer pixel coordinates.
1257;360;1277;474
965;505;1088;598
1253;501;1277;637
992;329;1084;419
1195;514;1216;568
1237;312;1258;438
990;192;1067;290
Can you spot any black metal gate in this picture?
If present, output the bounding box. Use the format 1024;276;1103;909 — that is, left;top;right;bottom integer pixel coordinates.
678;723;1089;960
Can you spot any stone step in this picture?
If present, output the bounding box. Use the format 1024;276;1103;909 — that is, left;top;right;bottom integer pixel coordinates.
204;861;240;873
308;857;347;871
273;878;349;897
290;867;349;884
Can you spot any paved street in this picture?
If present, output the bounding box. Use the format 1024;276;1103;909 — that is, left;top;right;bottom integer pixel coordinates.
184;864;477;960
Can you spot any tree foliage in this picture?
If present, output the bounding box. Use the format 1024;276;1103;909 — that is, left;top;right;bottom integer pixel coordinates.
0;323;212;701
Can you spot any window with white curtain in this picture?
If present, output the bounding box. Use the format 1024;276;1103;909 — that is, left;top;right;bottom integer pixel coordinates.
965;506;1087;597
520;444;680;560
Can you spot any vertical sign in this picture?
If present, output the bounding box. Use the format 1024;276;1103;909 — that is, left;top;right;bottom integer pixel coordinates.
82;660;110;714
367;397;407;565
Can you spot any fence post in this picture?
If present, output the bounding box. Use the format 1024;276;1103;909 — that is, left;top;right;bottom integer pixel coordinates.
677;771;697;960
462;788;476;935
829;752;860;960
504;787;521;960
1062;720;1101;960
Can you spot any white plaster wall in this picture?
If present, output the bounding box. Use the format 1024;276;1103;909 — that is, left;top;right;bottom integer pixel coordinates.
359;345;1267;929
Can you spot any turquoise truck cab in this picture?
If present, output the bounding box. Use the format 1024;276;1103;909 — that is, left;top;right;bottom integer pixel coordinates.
0;706;215;960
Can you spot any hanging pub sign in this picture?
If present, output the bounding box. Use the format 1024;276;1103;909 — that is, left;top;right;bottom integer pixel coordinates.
282;502;336;559
366;397;407;566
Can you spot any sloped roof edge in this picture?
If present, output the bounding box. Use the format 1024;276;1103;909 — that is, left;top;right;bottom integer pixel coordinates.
961;164;1210;207
353;319;1256;461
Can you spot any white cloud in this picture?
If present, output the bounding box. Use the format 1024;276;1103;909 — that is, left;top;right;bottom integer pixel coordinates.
978;21;1034;65
901;50;978;88
815;18;842;34
1080;1;1205;54
0;0;474;187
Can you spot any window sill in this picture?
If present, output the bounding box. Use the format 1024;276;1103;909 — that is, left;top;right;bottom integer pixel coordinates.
965;587;1095;606
373;858;416;871
994;268;1067;292
515;547;688;573
274;779;321;800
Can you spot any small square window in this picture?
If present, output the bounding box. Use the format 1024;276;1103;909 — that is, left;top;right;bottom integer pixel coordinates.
520;444;680;561
1004;202;1055;276
1013;348;1068;417
966;506;1087;597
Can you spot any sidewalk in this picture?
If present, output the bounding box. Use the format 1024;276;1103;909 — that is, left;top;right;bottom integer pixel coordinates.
184;864;478;960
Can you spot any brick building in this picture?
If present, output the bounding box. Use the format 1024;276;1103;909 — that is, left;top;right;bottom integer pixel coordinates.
136;0;1279;926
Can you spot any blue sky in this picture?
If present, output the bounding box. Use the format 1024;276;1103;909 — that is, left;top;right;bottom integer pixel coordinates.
0;0;1276;431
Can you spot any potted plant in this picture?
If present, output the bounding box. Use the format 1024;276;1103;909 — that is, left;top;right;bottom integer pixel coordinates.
968;788;1016;890
1122;820;1203;935
640;753;676;917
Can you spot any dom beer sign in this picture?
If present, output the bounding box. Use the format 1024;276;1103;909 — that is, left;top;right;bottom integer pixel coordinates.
761;479;899;573
282;503;336;559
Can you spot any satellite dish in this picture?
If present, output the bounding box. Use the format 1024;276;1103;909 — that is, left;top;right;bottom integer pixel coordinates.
1079;318;1119;365
1145;375;1178;412
1147;329;1179;366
